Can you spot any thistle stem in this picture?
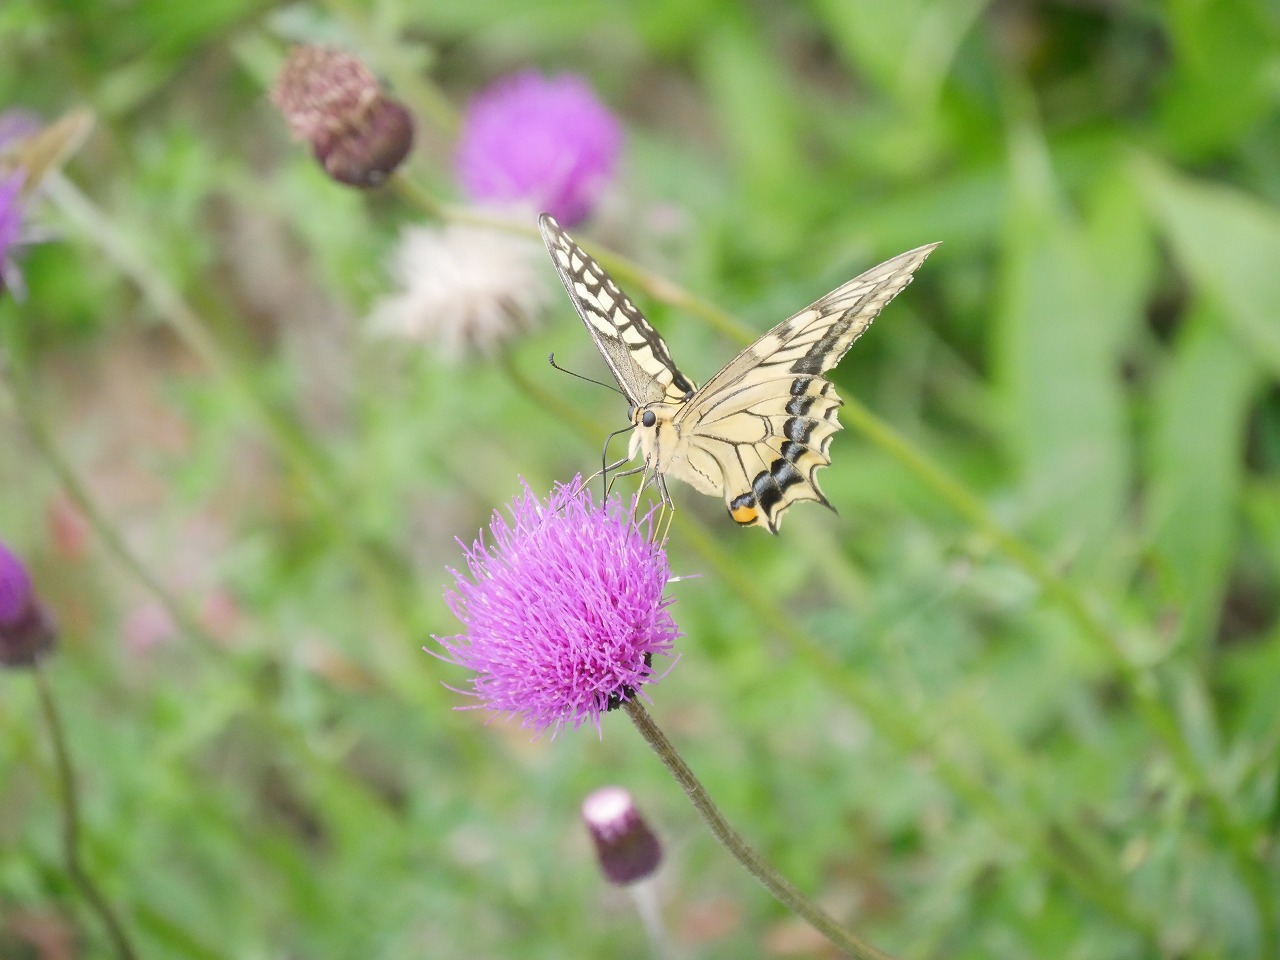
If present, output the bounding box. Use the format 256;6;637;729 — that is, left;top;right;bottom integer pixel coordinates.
33;665;140;960
624;699;896;960
627;879;671;960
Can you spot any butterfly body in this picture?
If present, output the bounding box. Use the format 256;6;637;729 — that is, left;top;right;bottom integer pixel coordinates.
540;214;938;533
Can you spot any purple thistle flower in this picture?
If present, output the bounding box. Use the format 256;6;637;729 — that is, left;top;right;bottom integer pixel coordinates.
434;477;680;736
0;539;56;668
456;72;622;227
0;540;32;626
0;171;24;269
0;110;41;151
0;110;40;272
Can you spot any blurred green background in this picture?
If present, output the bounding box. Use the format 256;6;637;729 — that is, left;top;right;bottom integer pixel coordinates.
2;1;1279;958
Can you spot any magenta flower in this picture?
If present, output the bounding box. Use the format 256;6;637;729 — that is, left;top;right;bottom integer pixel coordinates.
434;477;680;736
0;111;38;283
0;539;56;668
0;171;24;271
456;72;622;226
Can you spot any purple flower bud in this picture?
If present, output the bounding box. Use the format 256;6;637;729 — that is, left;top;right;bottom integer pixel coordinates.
433;477;681;736
0;110;41;151
456;72;622;226
582;786;663;885
0;540;56;669
271;46;414;188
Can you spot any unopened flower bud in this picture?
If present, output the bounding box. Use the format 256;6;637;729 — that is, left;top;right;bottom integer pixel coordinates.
0;540;56;668
582;786;663;885
271;46;413;188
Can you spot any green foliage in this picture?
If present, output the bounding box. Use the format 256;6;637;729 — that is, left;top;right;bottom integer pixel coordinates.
1;2;1278;959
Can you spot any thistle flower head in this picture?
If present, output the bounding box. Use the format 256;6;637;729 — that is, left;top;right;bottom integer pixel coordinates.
456;72;622;226
272;45;413;188
0;539;56;668
582;786;663;885
367;222;548;359
434;477;680;736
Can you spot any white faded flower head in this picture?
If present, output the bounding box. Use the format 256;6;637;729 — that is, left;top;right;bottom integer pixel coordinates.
368;223;548;359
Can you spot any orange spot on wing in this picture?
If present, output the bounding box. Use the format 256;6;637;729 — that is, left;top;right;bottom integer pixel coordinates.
730;504;758;525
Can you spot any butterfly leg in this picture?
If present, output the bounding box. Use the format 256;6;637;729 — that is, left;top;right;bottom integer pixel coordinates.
606;460;648;500
592;454;633;501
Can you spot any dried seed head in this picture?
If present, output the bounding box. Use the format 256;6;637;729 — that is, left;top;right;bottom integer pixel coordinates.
272;46;413;188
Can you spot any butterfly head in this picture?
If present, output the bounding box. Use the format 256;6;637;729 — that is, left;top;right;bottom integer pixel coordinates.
630;401;677;437
628;401;682;467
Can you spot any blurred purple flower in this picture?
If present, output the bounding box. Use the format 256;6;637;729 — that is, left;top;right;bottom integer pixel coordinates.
0;171;24;269
0;540;32;625
456;72;622;226
0;108;32;295
0;110;40;151
0;539;56;668
434;477;680;736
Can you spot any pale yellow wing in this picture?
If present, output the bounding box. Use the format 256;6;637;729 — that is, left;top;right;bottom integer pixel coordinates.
539;214;695;407
670;243;939;532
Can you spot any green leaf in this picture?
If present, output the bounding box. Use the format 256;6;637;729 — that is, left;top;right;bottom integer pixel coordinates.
697;21;808;248
1145;304;1261;652
994;126;1133;573
1156;0;1280;157
1139;157;1280;380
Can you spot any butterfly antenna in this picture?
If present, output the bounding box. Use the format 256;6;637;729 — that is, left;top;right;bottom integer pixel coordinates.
548;354;624;396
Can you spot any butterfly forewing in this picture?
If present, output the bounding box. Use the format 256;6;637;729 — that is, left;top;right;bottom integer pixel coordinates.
538;215;694;407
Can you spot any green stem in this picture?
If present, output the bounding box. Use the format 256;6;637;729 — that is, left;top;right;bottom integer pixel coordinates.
33;665;140;960
838;398;1275;950
1;376;228;665
320;0;459;136
624;700;896;960
672;514;1162;940
40;172;418;638
498;350;601;439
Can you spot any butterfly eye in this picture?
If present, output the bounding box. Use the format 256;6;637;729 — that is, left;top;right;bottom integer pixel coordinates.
641;410;656;428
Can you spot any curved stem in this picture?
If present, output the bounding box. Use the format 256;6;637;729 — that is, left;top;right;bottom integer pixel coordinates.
33;665;140;960
671;513;1162;940
39;172;419;638
319;0;459;136
627;880;671;960
497;350;601;439
624;699;896;960
2;375;228;665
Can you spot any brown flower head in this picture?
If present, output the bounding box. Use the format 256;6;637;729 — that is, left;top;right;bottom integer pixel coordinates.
272;46;413;188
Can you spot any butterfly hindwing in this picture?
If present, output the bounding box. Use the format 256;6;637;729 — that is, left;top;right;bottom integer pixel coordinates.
538;214;694;407
672;243;940;532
